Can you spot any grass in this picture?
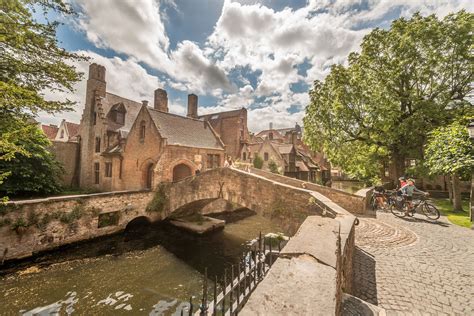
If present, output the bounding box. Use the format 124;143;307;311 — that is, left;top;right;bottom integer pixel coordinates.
432;198;471;229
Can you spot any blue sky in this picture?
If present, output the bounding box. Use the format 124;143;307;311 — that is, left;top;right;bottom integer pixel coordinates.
39;0;473;131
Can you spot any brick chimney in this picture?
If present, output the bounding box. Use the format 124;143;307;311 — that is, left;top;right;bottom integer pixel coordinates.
154;88;168;112
187;94;198;118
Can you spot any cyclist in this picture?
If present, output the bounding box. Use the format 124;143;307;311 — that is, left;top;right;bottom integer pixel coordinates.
399;178;428;216
373;185;387;210
396;176;407;195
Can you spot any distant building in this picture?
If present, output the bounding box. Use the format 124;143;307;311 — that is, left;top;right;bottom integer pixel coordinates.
199;108;249;159
243;123;331;184
40;124;59;140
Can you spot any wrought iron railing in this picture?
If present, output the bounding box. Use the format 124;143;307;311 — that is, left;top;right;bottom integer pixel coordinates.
182;232;285;316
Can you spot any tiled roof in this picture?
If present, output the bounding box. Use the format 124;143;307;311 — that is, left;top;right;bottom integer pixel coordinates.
148;108;224;150
65;121;80;138
276;143;294;154
103;92;142;136
199;108;244;121
41;124;58;140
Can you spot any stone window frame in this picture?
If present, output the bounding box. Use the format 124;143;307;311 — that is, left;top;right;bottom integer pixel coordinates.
264;152;269;161
105;162;112;178
94;162;100;184
139;120;146;142
95;136;101;153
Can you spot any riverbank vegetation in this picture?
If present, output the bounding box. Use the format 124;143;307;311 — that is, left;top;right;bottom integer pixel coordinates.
0;0;87;202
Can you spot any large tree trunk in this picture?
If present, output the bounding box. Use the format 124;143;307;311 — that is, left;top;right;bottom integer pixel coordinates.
451;174;464;212
391;153;406;187
446;175;453;204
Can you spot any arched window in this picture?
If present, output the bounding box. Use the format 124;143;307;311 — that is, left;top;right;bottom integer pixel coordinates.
243;152;247;161
60;130;64;139
139;121;146;142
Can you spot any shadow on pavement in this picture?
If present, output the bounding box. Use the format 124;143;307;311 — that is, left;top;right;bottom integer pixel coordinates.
352;246;378;306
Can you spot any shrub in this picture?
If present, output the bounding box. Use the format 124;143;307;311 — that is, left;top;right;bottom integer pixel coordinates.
268;160;279;174
146;184;168;213
253;154;264;169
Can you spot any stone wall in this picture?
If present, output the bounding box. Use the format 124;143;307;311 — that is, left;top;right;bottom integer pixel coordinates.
241;214;356;316
50;141;80;188
246;167;370;215
0;190;155;261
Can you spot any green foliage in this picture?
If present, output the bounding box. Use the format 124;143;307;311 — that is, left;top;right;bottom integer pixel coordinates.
26;209;39;226
304;11;474;182
253;154;264;169
0;126;64;195
146;184;168;213
59;205;83;224
11;217;28;232
0;0;87;200
425;120;474;177
433;198;471;228
268;160;279;174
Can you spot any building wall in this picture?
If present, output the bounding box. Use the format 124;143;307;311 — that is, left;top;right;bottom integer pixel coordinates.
117;107;163;191
155;145;225;184
50;141;80;188
79;64;107;190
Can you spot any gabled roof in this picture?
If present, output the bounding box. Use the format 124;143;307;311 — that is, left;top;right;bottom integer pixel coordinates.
64;121;80;138
41;124;58;140
103;92;142;135
276;144;294;155
147;108;224;150
198;108;245;121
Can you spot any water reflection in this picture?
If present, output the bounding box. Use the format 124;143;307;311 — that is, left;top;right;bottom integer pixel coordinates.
0;211;286;315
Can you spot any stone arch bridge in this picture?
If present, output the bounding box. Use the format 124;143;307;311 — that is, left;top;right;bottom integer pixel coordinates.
0;167;367;261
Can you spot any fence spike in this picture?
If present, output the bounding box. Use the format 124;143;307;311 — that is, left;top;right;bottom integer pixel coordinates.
269;238;273;267
237;261;241;305
230;265;234;314
222;269;226;316
243;253;247;296
189;296;194;316
201;267;208;316
214;276;217;316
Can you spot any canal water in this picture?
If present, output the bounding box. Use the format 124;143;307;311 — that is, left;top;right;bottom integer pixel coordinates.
0;211;286;315
331;180;366;194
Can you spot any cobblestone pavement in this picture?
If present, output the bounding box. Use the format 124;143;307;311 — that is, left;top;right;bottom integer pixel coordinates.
353;211;474;315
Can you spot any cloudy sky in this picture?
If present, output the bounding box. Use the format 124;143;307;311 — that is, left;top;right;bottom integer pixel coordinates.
39;0;473;132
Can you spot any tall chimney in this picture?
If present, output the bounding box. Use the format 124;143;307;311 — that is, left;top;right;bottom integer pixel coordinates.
142;100;149;107
269;122;273;130
187;94;198;118
154;88;168;112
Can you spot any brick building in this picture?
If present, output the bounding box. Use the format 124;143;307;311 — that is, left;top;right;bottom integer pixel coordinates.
78;63;225;191
199;108;250;159
242;123;331;184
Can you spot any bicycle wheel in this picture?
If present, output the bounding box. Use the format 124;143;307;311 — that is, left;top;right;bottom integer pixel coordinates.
390;204;406;218
422;203;440;220
370;195;377;211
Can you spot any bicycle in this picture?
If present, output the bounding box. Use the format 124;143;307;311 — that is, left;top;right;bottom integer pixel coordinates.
390;193;440;220
370;189;397;211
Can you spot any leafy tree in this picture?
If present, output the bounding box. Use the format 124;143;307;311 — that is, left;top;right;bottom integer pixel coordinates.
268;159;279;174
304;11;473;184
253;154;263;169
425;120;473;212
0;0;86;198
0;125;63;196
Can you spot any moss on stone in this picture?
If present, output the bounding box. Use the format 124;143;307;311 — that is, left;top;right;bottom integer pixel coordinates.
146;184;168;213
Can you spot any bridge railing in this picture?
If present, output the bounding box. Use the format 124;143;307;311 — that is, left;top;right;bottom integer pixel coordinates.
183;232;285;316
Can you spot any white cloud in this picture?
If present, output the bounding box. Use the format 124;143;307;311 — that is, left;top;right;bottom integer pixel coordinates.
38;51;164;125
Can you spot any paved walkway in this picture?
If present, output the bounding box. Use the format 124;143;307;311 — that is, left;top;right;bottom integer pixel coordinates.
352;211;474;315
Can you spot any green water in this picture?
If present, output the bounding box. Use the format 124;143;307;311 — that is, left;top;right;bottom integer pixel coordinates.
0;212;285;315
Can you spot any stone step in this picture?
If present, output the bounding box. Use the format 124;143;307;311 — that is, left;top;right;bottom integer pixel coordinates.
342;293;386;316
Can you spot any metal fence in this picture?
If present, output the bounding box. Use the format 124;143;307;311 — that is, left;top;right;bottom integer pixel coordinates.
182;232;285;316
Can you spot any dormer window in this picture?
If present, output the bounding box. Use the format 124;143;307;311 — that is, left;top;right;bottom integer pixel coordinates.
116;111;125;124
110;103;126;125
